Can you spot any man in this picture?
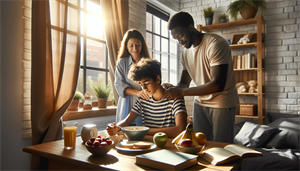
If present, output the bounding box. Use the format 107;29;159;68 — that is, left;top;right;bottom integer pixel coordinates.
165;11;239;143
107;58;187;138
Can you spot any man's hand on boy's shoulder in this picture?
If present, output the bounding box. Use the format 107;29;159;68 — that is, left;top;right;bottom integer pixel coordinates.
165;87;184;100
162;83;174;89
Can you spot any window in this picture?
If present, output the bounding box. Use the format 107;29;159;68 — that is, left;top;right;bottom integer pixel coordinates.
146;4;178;85
76;0;112;101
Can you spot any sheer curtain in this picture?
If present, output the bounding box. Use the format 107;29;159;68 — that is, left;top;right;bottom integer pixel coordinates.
101;0;129;104
31;0;80;169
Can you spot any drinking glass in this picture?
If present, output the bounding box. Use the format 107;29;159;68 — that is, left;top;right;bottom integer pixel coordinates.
63;121;78;149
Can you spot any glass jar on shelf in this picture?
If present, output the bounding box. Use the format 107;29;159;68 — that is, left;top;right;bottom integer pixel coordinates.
83;93;93;110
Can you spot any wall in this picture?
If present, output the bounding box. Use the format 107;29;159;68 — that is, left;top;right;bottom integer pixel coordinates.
180;0;300;122
1;1;32;170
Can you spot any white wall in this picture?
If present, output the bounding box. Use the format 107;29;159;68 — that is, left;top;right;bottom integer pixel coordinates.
180;0;300;122
1;1;32;170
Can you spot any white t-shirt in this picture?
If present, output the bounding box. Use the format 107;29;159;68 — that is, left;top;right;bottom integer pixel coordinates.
181;33;239;108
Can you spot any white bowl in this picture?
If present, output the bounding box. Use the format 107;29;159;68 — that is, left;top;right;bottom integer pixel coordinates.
121;126;149;141
175;144;205;154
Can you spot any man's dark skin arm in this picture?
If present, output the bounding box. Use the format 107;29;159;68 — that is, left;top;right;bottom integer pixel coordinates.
165;64;228;100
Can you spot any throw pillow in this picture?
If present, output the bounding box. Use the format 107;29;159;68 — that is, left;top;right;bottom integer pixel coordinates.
267;112;300;123
234;121;280;148
266;117;300;149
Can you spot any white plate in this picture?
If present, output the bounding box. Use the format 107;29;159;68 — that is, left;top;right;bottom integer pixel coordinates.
115;141;156;151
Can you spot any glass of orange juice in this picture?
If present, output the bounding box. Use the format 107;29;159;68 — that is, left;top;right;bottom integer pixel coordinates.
63;121;78;149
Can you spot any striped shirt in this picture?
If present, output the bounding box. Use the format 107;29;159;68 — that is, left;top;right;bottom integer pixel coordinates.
131;96;187;128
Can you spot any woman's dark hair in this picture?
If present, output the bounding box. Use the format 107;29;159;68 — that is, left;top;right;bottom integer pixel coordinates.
128;58;161;84
117;29;150;62
168;11;194;30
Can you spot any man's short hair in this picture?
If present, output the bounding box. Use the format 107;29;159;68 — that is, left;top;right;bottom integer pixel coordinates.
128;58;161;83
168;11;194;30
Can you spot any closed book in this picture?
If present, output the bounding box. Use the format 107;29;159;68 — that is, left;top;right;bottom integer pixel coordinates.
247;53;251;69
136;149;198;170
233;56;237;69
237;55;241;69
201;144;263;166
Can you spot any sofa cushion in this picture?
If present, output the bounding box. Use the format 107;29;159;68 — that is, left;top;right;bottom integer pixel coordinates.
234;121;280;148
267;112;300;123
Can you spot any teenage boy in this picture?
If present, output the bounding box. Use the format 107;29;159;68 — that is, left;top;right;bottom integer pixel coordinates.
165;11;239;143
107;58;187;138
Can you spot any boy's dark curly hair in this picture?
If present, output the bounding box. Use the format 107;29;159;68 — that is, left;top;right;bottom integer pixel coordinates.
128;58;161;84
168;11;194;30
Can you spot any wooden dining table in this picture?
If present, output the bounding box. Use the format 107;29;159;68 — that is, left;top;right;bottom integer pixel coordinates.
23;134;241;170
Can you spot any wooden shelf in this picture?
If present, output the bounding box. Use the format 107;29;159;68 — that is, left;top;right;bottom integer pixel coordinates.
235;115;265;119
197;16;263;32
230;43;258;49
238;93;265;97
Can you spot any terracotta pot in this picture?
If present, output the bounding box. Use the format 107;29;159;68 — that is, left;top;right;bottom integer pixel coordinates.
68;99;79;111
97;98;108;108
240;5;258;20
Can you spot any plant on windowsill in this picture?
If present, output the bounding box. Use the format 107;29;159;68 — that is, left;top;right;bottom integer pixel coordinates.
202;6;215;26
227;0;266;21
219;13;228;23
68;91;83;111
92;82;112;108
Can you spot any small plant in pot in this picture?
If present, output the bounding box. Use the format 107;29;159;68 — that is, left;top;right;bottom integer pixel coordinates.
219;13;228;23
68;91;83;111
92;82;112;108
202;6;215;26
227;0;266;21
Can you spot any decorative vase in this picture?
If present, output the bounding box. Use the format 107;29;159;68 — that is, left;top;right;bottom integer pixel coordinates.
205;18;213;26
68;99;79;111
97;98;108;108
219;18;227;23
240;5;258;20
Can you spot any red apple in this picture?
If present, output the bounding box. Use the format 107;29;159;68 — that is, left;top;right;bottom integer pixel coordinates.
101;137;106;142
93;140;100;147
106;139;112;145
90;137;96;142
86;140;93;146
179;139;193;147
97;135;102;138
101;142;108;146
96;138;102;142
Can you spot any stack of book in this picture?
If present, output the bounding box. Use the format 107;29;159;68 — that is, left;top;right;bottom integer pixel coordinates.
232;53;257;69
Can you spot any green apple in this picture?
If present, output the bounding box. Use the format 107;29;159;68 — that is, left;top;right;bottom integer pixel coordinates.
153;132;168;148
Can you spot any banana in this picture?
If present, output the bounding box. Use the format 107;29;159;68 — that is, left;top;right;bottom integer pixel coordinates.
191;130;199;147
172;130;185;144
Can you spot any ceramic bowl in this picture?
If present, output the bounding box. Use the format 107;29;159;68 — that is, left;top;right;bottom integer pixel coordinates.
121;126;149;141
109;135;122;145
85;140;114;156
175;144;205;154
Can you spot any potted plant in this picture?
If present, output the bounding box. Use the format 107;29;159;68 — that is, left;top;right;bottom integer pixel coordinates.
202;6;215;26
227;0;266;21
68;91;83;111
219;13;228;23
92;82;112;108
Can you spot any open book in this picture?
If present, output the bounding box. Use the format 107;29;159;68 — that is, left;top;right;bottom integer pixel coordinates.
201;144;263;166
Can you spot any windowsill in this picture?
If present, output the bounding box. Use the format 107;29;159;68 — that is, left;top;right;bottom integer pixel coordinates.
62;106;117;121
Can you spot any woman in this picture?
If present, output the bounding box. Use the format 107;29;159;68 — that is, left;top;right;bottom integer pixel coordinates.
115;29;151;126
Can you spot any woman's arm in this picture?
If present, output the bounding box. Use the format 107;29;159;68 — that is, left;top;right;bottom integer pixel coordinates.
147;112;187;138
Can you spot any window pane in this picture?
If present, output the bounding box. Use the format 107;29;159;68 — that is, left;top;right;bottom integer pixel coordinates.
68;7;78;33
153;15;160;35
154;35;160;51
161;20;168;38
170;56;177;71
170;72;177;85
153;52;160;62
146;13;152;31
87;39;106;68
161;54;168;70
87;14;103;39
77;69;84;94
69;0;78;6
87;0;102;16
170;40;177;56
80;37;84;65
80;11;84;34
161;68;168;84
161;38;168;53
146;32;152;49
86;70;106;98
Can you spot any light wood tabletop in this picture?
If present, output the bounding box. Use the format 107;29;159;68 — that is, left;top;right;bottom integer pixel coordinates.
23;134;240;170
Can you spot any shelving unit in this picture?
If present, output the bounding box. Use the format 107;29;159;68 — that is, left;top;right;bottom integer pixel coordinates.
197;15;265;124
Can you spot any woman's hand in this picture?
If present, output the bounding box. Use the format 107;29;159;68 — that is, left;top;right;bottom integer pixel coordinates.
106;122;120;136
137;90;150;100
